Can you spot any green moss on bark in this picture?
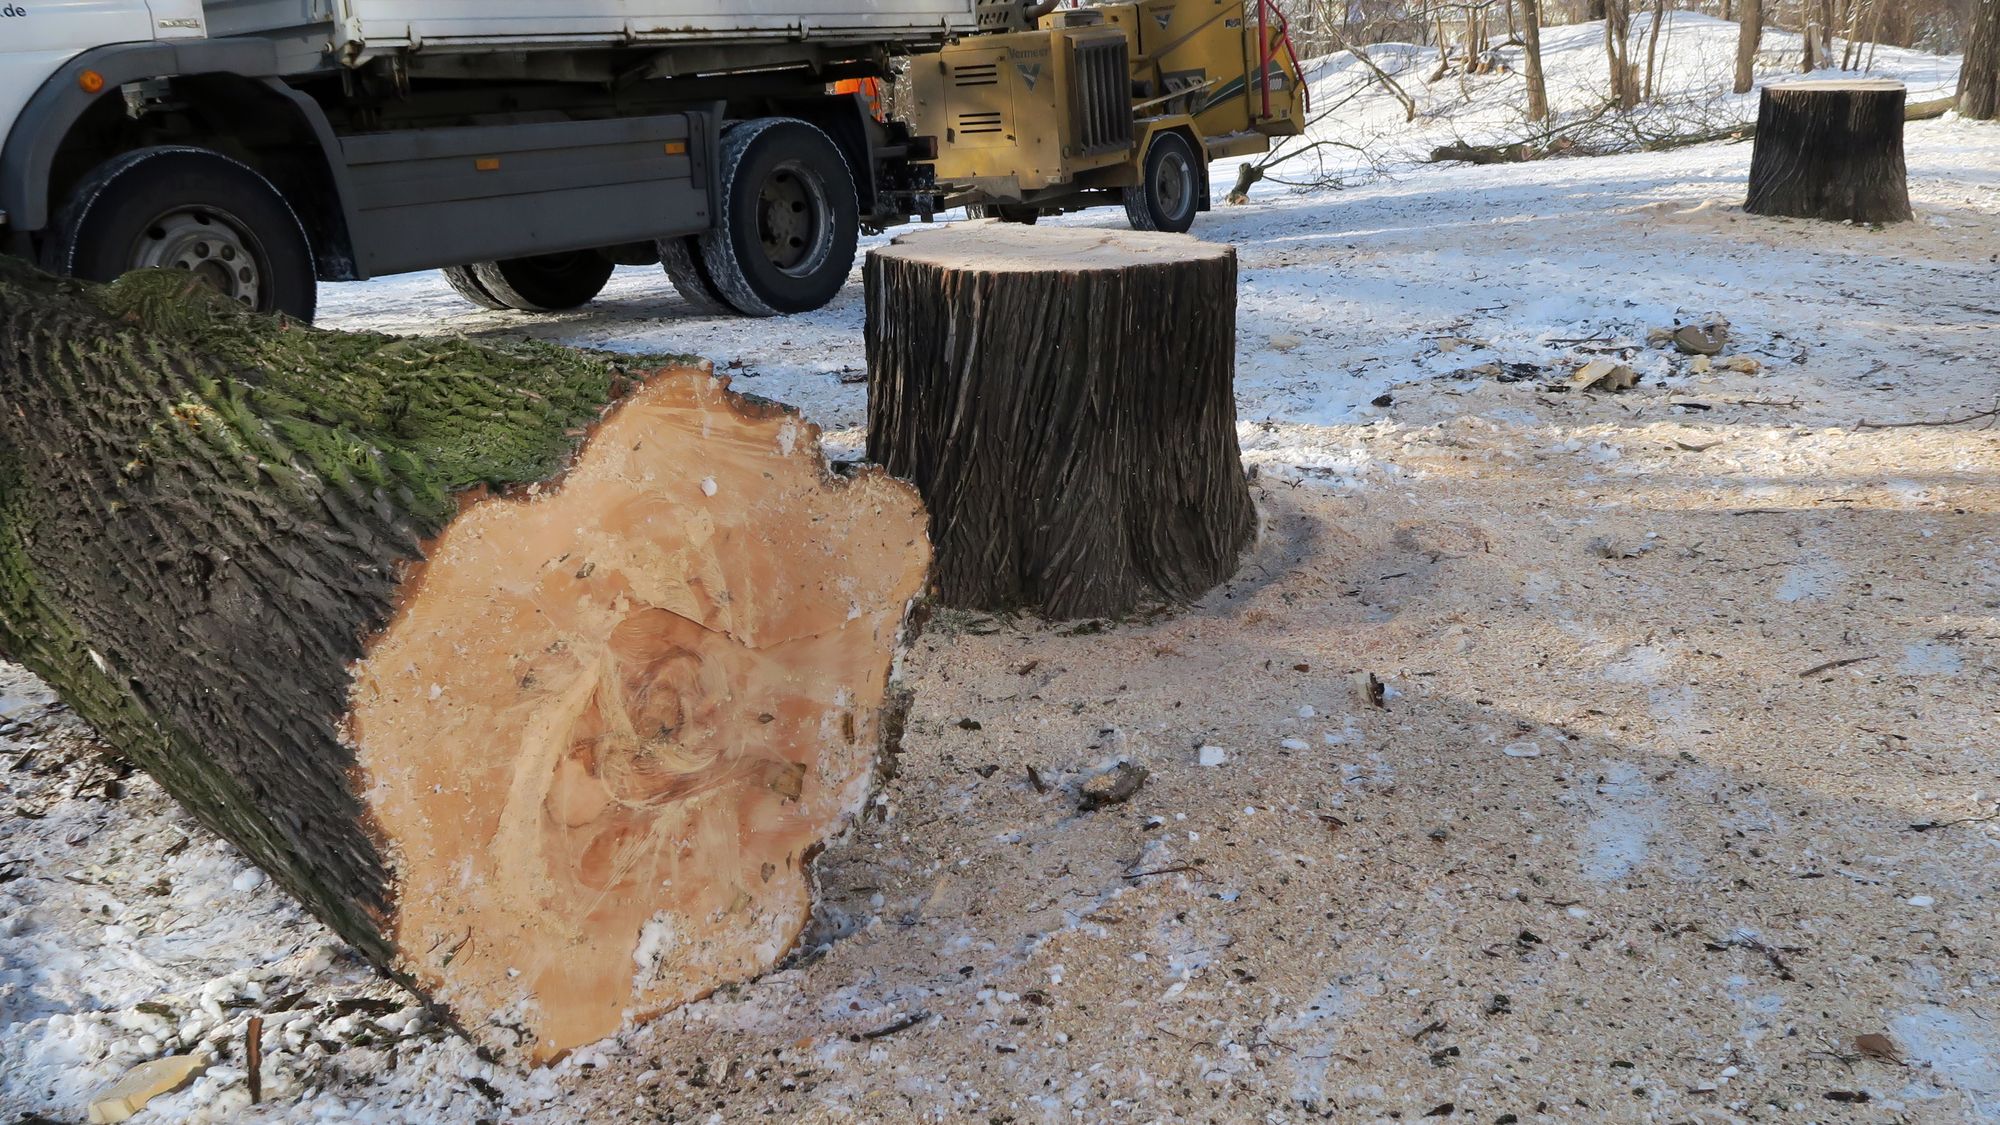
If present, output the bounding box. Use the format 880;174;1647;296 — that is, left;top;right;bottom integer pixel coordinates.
84;267;687;526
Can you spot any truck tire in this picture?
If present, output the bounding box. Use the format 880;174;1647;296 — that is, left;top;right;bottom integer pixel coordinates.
658;235;737;315
469;252;616;312
440;265;510;310
965;203;1040;224
698;118;859;317
1122;131;1202;235
47;146;317;322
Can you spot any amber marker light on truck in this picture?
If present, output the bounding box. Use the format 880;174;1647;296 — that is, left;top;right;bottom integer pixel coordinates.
79;71;107;94
474;157;501;171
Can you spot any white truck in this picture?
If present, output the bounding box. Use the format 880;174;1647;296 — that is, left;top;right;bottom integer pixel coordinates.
0;0;993;320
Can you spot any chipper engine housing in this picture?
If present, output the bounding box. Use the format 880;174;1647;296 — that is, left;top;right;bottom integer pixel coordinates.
905;1;1306;209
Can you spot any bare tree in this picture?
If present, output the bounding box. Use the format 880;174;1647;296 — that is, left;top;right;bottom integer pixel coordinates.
1734;0;1763;93
1604;0;1639;109
1521;0;1553;120
1643;0;1666;99
1965;0;2000;119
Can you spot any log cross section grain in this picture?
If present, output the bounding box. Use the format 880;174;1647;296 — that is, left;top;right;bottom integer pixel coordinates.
865;222;1255;620
1744;79;1914;223
0;261;930;1061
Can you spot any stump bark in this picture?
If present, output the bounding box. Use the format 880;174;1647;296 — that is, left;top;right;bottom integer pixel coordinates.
864;223;1254;620
0;261;930;1061
1744;79;1913;223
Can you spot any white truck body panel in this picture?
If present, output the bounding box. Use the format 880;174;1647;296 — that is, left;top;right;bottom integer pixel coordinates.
204;0;980;62
0;2;158;186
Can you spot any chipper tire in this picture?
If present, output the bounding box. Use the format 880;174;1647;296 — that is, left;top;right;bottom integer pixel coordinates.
1122;131;1202;235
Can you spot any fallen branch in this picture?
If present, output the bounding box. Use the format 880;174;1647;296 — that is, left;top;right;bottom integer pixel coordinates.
1797;655;1874;677
1905;95;1958;121
1855;402;2000;429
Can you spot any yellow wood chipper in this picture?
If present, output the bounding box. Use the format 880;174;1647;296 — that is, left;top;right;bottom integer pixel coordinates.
901;0;1309;232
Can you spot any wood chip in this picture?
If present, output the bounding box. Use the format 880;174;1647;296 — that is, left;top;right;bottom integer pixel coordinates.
1853;1032;1900;1061
1570;359;1638;392
1077;762;1149;811
87;1056;205;1123
1350;670;1387;709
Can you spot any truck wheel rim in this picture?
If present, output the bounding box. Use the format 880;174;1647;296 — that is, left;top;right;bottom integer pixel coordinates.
129;208;265;309
1154;149;1193;220
757;161;832;277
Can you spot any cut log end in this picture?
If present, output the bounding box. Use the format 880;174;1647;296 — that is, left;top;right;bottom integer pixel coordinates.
878;219;1234;273
1;265;930;1065
349;370;929;1059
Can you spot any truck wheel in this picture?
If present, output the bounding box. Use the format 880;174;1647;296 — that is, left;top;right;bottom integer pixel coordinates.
1123;131;1202;235
48;146;317;321
440;266;510;310
698;118;859;317
469;252;615;312
658;235;736;315
965;203;1040;225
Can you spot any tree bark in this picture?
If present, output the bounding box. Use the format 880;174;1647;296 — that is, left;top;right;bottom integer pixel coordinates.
0;261;930;1061
1744;79;1913;222
1734;0;1764;93
865;224;1254;621
1522;0;1552;121
1643;0;1666;100
1604;0;1638;109
1962;0;2000;120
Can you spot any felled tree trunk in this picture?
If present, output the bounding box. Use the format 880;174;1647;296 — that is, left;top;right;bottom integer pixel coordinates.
0;261;929;1061
864;223;1254;620
1745;79;1913;223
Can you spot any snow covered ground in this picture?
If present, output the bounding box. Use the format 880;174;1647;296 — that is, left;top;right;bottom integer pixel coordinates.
6;15;1999;1125
311;14;1992;470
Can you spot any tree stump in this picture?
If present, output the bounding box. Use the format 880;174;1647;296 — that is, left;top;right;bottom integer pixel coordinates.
1744;79;1913;223
0;261;930;1061
864;223;1255;620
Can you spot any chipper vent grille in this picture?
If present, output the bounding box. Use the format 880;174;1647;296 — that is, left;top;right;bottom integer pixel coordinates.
1068;36;1132;157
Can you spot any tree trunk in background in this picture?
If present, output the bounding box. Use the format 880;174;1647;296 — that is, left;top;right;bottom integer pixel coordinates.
866;224;1254;621
1589;0;1608;19
1605;0;1638;109
1522;0;1553;120
1962;0;2000;120
0;261;931;1062
1745;80;1913;222
1735;0;1763;93
1644;0;1666;100
1802;1;1823;70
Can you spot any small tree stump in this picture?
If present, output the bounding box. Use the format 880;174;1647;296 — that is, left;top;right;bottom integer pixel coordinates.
1745;79;1913;223
865;223;1254;620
